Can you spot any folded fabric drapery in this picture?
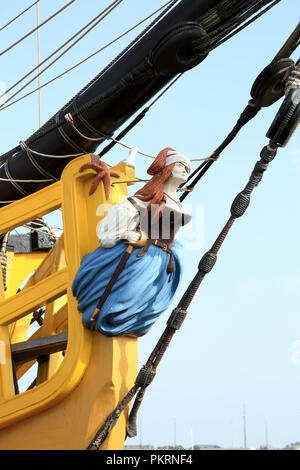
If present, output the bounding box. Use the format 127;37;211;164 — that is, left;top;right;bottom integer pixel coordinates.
72;239;183;336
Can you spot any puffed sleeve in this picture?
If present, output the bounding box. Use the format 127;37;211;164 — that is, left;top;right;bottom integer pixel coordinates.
97;199;139;248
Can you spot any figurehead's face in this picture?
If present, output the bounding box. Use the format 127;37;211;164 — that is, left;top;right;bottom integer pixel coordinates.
169;161;190;183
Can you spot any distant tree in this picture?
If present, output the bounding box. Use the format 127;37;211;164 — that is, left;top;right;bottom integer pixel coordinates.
283;442;300;450
188;444;221;450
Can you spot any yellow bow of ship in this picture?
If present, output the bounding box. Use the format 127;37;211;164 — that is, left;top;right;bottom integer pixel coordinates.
0;155;137;450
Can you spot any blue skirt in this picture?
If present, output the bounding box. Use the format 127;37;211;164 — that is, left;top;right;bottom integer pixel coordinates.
72;240;183;337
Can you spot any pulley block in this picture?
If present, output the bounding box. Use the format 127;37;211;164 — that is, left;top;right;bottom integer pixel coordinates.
250;58;294;107
151;22;209;76
266;87;300;147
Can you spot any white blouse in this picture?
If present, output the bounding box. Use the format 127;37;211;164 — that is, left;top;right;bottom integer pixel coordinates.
97;196;192;248
97;199;140;248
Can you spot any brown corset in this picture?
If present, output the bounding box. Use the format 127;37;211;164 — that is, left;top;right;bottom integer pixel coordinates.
127;197;190;273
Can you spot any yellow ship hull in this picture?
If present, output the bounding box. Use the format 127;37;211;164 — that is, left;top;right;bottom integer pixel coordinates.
0;155;137;450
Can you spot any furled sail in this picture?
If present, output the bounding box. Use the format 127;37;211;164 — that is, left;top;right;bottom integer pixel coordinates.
0;0;279;206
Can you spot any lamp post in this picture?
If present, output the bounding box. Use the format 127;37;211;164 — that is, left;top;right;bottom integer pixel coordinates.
243;402;248;449
173;418;177;448
139;414;142;449
265;420;269;449
190;427;194;451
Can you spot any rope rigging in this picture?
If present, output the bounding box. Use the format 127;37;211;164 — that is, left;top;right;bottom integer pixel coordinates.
2;21;295;197
201;0;283;54
0;73;186;199
179;22;300;202
0;0;281;115
0;216;61;292
0;6;296;205
0;0;124;107
0;0;76;57
0;0;42;33
64;111;216;162
0;0;179;113
0;0;284;194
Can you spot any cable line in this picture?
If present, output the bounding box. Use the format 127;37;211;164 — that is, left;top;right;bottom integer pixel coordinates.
206;0;282;54
0;0;42;33
0;0;178;112
98;74;184;159
36;0;42;128
0;0;123;106
179;101;262;202
0;0;76;57
0;0;121;101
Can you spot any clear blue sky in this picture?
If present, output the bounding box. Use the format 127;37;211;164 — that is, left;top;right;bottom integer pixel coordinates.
1;0;300;450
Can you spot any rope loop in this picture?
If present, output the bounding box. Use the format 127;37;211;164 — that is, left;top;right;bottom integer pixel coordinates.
19;140;83;159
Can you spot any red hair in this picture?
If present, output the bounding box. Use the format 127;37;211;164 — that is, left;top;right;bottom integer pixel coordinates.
134;147;176;218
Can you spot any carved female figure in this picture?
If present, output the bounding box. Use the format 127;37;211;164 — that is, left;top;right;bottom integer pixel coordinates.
72;147;192;336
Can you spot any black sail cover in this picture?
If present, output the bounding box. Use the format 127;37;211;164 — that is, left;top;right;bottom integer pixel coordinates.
0;0;276;206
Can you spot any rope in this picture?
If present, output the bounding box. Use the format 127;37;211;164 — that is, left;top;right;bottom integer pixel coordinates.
0;216;60;293
0;0;178;112
180;49;299;202
0;0;76;57
64;113;155;159
0;232;10;290
64;113;215;162
98;74;184;159
4;161;29;197
19;140;83;159
272;21;300;62
25;223;59;240
0;176;55;183
36;0;41;128
19;140;115;168
179;100;262;202
25;219;63;231
205;0;283;54
42;0;180;131
111;179;150;185
0;0;42;33
0;0;123;106
0;0;121;101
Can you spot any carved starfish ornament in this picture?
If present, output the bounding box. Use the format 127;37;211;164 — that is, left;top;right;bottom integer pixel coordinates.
79;154;120;199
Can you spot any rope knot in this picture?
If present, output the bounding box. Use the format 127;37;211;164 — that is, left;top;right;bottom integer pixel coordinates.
198;252;217;273
231;191;250;218
64;112;74;126
19;140;28;152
